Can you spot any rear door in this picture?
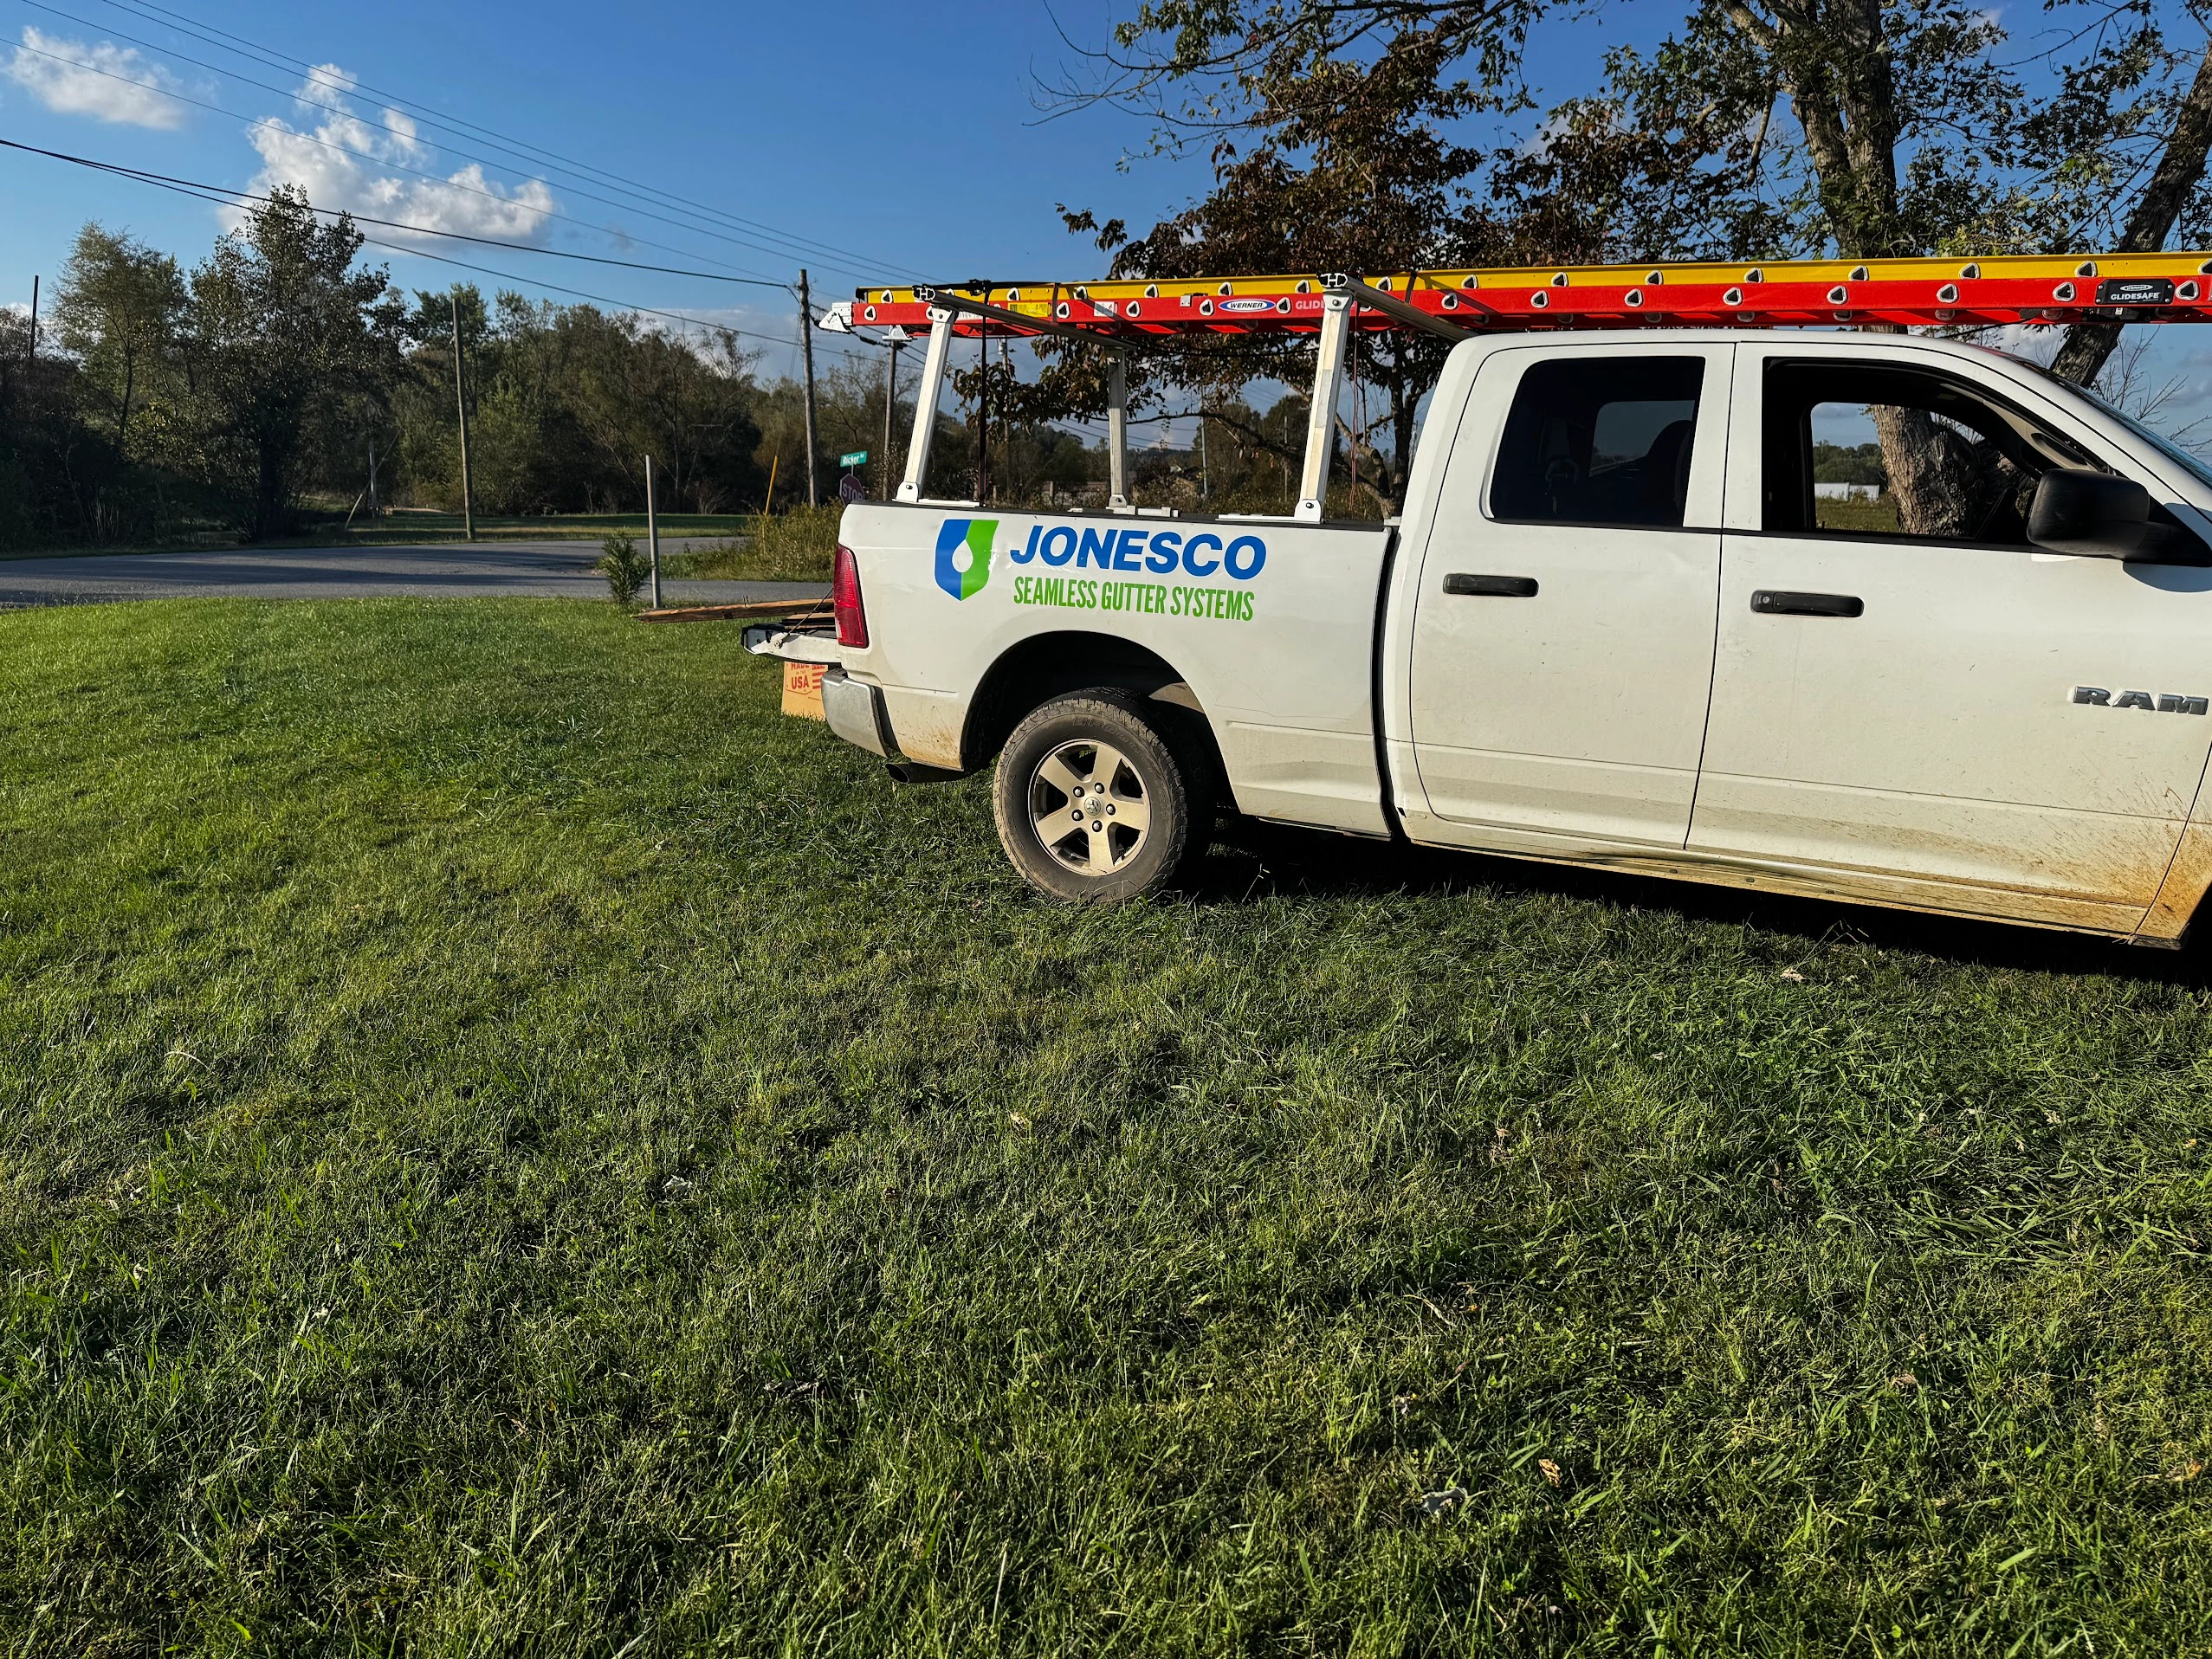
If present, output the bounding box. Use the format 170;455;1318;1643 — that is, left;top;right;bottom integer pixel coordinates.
1690;345;2212;931
1406;342;1732;848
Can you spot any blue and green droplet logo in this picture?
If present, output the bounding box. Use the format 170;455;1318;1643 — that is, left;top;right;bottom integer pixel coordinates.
935;518;995;601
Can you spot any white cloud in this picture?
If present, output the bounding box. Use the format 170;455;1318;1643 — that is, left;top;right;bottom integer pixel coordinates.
239;66;557;243
300;63;357;101
4;25;186;128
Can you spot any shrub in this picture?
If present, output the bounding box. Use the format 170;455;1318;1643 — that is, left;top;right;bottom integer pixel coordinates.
664;503;841;583
596;533;650;607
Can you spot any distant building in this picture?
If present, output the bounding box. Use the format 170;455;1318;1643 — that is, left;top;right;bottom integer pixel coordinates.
1814;481;1881;502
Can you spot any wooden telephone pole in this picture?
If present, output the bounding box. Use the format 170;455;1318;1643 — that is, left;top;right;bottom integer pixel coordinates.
798;269;819;509
451;288;475;542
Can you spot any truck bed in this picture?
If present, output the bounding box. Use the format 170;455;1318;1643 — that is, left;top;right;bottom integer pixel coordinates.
830;504;1399;835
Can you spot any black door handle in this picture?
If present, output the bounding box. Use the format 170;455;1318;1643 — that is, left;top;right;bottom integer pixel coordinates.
1444;573;1539;597
1750;589;1863;618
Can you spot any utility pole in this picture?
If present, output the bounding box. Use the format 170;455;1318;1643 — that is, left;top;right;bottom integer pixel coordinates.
798;269;819;509
367;433;380;516
26;275;37;365
645;453;662;610
881;336;902;502
450;288;475;542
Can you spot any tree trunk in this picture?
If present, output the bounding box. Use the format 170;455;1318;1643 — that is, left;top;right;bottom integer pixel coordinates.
1734;0;1906;261
255;429;285;542
117;346;135;454
1870;405;1976;537
2049;48;2212;388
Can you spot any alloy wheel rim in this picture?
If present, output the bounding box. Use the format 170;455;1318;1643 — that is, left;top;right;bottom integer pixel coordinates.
1027;739;1152;875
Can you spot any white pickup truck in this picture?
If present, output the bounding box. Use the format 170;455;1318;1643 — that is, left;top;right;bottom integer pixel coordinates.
750;327;2212;944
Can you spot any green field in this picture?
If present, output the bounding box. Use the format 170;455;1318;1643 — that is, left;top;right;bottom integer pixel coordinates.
2;599;2207;1655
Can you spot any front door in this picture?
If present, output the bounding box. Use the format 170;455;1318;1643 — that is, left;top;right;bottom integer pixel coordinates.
1407;344;1733;849
1690;347;2212;931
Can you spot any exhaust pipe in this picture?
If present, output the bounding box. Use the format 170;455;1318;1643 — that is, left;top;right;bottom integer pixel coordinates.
885;760;965;784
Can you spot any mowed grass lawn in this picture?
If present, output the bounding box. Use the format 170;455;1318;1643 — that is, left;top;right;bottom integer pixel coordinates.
2;599;2208;1656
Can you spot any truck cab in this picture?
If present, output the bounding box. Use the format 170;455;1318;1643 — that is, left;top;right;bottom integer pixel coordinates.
1387;330;2212;939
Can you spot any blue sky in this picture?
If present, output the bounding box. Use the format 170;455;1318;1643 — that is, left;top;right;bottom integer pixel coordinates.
0;0;1242;385
3;0;2208;443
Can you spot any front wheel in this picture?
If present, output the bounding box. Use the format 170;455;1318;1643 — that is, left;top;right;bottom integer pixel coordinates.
992;689;1211;903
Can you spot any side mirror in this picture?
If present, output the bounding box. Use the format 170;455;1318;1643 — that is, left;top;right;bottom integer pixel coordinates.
2028;468;2162;558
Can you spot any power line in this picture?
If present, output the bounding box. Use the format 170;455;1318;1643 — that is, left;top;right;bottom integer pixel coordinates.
16;0;902;282
86;0;911;279
0;133;879;370
0;136;794;287
3;27;794;284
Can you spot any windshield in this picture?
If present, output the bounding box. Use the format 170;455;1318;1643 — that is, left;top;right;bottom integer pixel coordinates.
2018;358;2212;493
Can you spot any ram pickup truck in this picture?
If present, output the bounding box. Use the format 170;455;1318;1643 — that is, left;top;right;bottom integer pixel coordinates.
749;328;2212;943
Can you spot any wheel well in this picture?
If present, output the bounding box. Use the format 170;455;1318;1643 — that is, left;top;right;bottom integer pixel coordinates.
963;631;1221;784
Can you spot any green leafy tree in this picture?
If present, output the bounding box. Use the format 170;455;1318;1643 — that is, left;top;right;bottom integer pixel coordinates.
184;189;404;539
51;223;186;458
1049;0;1559;153
391;289;764;515
2032;18;2212;384
1039;26;1588;510
1497;0;2212;500
1502;0;2212;390
1073;0;2212;416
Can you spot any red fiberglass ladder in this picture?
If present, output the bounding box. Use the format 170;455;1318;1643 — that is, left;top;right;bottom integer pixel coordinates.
818;252;2212;522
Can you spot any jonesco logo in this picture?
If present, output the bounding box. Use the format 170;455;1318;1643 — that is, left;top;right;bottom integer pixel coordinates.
1006;521;1268;623
935;519;996;600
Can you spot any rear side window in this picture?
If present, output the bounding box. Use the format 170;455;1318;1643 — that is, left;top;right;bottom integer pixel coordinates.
1489;357;1706;528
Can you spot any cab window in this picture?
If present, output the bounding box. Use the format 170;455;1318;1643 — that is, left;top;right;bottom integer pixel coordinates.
1491;357;1706;529
1762;360;2098;545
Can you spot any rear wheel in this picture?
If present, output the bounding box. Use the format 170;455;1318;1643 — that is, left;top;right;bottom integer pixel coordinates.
993;690;1210;902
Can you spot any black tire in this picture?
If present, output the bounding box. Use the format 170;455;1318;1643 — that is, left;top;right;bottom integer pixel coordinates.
992;688;1213;903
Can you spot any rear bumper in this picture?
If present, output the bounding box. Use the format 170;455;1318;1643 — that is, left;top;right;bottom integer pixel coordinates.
740;624;896;758
821;670;896;757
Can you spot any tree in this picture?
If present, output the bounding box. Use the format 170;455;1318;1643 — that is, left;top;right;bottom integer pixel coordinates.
385;288;766;516
0;304;82;549
1048;0;1558;154
185;189;404;539
1042;22;1586;510
1073;0;2212;416
553;307;762;513
1510;2;2212;387
51;224;185;457
2040;27;2212;384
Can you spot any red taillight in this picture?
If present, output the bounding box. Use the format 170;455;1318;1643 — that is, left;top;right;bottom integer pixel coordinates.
831;543;869;649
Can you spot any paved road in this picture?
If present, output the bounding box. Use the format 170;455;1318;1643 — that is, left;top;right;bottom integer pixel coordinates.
0;540;828;609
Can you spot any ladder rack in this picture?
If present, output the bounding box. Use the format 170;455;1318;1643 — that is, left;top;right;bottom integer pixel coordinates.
816;253;2212;522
